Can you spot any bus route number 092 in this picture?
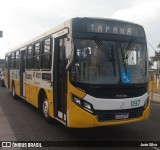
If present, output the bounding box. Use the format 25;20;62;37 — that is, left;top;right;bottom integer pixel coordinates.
131;100;141;107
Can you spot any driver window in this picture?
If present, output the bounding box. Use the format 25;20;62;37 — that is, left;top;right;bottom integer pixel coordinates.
74;40;99;81
128;50;137;65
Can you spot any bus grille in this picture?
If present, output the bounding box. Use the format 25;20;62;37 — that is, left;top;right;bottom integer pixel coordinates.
95;107;144;122
85;84;147;99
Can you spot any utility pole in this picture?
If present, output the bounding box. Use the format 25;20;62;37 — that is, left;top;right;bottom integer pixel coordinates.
0;31;2;38
155;51;160;77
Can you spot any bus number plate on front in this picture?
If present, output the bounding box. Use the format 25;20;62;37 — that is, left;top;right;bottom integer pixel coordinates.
131;100;141;108
115;113;129;120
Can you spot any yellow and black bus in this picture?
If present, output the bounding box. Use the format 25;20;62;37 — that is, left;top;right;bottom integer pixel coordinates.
4;17;150;128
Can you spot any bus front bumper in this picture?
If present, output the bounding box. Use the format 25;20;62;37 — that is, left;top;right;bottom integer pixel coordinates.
67;101;150;128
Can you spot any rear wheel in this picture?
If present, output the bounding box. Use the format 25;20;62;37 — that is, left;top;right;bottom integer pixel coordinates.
12;83;18;99
1;79;5;87
42;95;52;123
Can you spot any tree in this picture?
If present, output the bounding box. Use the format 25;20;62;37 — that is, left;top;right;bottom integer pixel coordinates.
156;43;160;78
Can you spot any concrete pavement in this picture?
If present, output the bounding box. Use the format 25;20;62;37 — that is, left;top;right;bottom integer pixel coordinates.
0;107;21;150
0;107;17;141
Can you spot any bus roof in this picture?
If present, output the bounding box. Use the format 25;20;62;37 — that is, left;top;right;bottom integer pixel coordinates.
77;17;142;26
5;17;144;55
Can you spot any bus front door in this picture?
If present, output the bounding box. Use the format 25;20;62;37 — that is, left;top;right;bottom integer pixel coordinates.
53;37;67;123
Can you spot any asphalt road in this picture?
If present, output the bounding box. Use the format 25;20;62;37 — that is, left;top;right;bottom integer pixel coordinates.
0;86;160;150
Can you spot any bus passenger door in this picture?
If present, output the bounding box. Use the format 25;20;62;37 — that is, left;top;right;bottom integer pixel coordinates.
53;36;67;123
20;50;26;97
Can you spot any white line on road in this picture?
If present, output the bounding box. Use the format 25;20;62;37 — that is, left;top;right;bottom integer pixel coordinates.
151;147;160;150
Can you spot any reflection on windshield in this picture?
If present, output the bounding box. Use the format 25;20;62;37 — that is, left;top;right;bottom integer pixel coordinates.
71;39;147;85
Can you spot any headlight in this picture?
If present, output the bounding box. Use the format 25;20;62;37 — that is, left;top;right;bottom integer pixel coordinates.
73;96;81;105
72;94;94;114
83;101;93;113
84;102;92;110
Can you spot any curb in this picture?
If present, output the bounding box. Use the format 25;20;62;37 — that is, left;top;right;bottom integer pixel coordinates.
150;100;160;104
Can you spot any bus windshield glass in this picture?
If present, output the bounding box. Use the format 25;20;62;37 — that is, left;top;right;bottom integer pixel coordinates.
70;39;147;85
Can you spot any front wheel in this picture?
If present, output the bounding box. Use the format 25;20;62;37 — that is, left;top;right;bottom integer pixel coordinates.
42;96;52;123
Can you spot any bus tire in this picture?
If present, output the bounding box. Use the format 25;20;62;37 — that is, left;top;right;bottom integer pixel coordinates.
1;79;5;87
12;83;18;99
42;95;52;123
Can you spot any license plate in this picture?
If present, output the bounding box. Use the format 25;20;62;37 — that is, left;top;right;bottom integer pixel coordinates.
115;113;129;120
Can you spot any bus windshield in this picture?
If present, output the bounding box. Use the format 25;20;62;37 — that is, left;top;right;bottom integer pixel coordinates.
70;39;147;85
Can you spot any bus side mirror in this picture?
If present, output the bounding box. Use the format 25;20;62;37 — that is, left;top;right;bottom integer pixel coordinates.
65;38;72;60
65;51;74;71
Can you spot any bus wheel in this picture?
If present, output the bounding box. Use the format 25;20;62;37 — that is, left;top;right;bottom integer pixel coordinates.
12;84;17;99
42;96;52;123
1;79;5;87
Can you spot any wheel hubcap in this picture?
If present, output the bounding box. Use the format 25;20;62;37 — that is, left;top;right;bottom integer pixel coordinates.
13;86;15;96
43;99;49;118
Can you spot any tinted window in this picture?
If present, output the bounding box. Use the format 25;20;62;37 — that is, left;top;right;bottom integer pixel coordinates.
41;38;52;69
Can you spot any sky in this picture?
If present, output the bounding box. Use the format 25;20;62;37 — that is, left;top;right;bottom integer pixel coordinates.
0;0;160;59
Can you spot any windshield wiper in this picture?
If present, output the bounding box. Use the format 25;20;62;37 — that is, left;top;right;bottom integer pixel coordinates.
94;37;116;76
94;39;112;62
125;38;136;59
120;44;127;73
111;45;116;77
119;38;136;73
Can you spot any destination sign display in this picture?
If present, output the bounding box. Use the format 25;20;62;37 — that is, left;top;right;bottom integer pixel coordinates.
87;20;145;37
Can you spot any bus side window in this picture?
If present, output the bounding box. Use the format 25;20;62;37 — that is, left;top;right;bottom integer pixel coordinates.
41;38;52;69
26;46;33;69
5;56;8;69
33;42;40;69
11;52;16;68
16;51;20;69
